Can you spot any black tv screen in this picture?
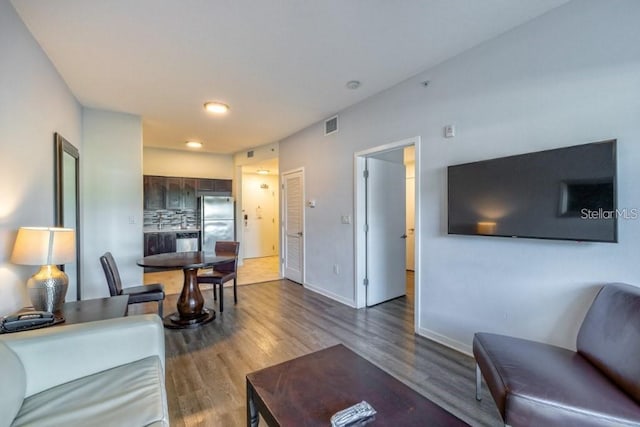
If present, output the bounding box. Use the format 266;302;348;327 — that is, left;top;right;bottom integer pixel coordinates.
447;140;617;242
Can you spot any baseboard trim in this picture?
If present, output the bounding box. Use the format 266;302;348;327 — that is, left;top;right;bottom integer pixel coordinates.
303;282;357;308
417;327;473;357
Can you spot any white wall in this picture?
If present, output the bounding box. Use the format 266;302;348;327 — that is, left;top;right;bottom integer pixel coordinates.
0;0;82;315
233;142;279;167
279;0;640;353
82;109;143;298
143;147;233;179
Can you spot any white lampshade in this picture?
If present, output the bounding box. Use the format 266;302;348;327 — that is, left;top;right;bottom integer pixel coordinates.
11;227;76;266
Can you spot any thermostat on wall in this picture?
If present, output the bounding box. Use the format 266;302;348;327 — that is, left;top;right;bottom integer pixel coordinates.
444;124;456;138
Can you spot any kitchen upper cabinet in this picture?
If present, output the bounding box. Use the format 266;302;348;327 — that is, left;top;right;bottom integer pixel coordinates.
197;178;215;192
144;176;166;210
183;178;197;210
215;179;233;194
197;178;232;196
166;177;183;210
144;175;232;210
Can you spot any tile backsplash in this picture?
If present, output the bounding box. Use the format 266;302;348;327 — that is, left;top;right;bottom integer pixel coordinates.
144;209;197;228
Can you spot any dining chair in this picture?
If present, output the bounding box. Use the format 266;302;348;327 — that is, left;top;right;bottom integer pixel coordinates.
100;252;165;316
197;241;240;312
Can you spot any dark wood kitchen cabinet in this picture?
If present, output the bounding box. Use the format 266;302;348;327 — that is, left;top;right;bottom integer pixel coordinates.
215;179;232;194
144;175;232;210
144;232;176;256
165;177;183;210
144;176;166;210
197;178;232;195
168;177;197;210
183;178;197;209
197;178;215;192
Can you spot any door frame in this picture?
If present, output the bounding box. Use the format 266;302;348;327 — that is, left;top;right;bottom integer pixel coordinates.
354;137;421;331
281;167;306;285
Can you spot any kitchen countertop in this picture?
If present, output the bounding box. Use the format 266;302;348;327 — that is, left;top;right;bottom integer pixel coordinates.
143;227;200;233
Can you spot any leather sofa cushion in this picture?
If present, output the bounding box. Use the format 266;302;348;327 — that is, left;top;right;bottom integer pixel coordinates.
12;356;168;427
0;341;26;427
474;333;640;426
577;283;640;403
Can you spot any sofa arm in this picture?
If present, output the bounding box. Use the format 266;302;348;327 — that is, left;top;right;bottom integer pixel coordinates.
0;314;164;397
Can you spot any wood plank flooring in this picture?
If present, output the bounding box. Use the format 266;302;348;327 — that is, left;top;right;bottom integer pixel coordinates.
129;279;502;427
144;255;281;295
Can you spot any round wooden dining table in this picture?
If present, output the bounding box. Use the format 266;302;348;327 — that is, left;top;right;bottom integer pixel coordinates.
137;251;234;329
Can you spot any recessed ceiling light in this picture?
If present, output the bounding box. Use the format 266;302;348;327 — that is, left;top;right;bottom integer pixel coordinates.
204;101;230;114
185;141;203;148
346;80;361;90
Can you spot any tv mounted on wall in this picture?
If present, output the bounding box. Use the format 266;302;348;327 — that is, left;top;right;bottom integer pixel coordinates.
447;140;617;243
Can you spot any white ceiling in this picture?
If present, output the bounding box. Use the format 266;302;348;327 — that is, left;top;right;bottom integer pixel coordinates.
12;0;569;154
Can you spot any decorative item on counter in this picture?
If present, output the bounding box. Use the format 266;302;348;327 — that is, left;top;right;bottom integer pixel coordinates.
330;401;377;427
10;227;76;312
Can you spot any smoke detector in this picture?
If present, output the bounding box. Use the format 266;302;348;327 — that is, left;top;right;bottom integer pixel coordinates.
346;80;361;90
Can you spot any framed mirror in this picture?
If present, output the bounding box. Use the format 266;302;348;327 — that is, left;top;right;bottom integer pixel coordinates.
54;132;81;300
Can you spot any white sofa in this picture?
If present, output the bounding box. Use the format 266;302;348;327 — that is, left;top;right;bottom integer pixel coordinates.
0;314;169;427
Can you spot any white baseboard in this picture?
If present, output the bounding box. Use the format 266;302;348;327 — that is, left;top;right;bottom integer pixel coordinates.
303;282;357;308
417;327;473;357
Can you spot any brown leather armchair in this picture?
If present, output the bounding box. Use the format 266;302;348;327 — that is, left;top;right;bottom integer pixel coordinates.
474;283;640;426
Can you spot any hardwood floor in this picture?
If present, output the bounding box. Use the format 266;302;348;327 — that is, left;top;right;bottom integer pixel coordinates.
129;279;502;427
144;255;281;295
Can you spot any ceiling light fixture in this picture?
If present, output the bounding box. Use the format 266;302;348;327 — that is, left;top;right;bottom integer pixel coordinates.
346;80;361;90
185;141;203;148
257;169;269;175
204;101;230;114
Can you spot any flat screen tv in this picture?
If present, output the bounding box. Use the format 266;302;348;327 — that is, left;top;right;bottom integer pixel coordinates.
447;140;617;242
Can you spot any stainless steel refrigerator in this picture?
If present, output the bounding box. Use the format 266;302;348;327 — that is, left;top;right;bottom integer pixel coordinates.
199;196;235;253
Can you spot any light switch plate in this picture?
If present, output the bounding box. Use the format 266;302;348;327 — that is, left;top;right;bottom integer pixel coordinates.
444;124;455;138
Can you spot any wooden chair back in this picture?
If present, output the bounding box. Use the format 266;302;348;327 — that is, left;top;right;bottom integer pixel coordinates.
214;241;240;273
99;252;123;296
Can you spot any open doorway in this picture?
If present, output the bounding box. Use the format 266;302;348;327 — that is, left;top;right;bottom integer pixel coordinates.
239;158;281;284
405;146;416;306
355;137;421;331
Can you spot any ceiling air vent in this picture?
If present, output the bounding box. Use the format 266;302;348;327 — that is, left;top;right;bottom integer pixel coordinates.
325;115;338;136
247;150;254;158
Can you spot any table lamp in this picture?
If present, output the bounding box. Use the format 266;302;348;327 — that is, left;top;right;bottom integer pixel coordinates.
10;227;76;312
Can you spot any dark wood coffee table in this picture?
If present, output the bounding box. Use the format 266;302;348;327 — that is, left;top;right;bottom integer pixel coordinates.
246;344;469;427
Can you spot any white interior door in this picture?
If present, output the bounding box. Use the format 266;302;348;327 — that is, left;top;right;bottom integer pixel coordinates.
366;157;406;306
406;175;415;271
282;170;304;283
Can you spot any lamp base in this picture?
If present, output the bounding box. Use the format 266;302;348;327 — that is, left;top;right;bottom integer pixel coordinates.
27;265;68;312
